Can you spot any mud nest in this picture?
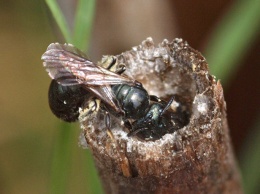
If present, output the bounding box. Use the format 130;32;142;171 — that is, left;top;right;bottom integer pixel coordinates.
79;38;242;194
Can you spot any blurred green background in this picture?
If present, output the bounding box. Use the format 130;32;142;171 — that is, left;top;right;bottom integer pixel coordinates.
0;0;259;193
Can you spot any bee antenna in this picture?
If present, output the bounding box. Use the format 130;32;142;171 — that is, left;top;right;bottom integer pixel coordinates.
105;112;114;140
160;96;175;116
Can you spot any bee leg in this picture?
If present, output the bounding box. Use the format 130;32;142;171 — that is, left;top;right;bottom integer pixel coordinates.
150;95;162;102
122;119;133;134
115;64;126;74
124;120;140;137
105;56;126;75
127;127;148;137
105;112;114;140
106;56;117;70
160;96;175;116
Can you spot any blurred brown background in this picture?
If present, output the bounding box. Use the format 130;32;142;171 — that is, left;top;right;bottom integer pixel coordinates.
0;0;259;193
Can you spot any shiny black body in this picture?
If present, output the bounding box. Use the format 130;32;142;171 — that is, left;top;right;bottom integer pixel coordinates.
49;80;188;140
111;84;149;119
111;84;189;140
129;101;188;140
43;43;189;141
48;79;89;122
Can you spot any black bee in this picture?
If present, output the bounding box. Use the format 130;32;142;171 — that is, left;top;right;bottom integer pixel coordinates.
42;43;188;141
48;79;90;122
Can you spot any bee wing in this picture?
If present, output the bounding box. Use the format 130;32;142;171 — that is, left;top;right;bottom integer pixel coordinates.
87;85;122;113
41;43;134;86
41;43;132;113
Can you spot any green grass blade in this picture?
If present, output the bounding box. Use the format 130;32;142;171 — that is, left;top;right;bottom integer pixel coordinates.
84;150;104;194
45;1;74;193
204;0;260;85
45;0;72;42
239;114;260;194
50;123;75;194
73;1;103;193
45;0;99;193
73;0;96;51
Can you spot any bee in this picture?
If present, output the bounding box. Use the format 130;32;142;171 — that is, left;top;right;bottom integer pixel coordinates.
48;79;90;122
42;43;188;141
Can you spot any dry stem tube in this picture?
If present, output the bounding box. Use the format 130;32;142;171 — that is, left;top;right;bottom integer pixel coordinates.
79;38;243;194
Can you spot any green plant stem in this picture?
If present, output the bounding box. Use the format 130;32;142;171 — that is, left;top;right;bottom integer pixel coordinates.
50;123;75;194
84;150;104;194
45;0;72;42
73;0;96;51
204;0;260;85
239;114;260;194
45;0;99;193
